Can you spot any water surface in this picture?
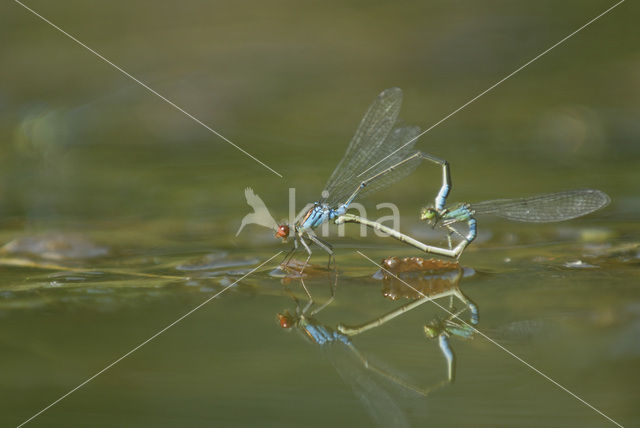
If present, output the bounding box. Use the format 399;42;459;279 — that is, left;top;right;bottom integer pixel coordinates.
3;1;639;426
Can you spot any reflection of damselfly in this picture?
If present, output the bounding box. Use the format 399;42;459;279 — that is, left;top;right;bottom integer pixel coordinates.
276;88;451;278
337;189;610;258
337;259;478;383
278;298;449;405
278;306;422;426
423;313;476;382
278;256;480;427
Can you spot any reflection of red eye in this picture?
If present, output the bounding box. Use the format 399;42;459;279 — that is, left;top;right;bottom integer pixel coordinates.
275;224;290;239
277;313;292;329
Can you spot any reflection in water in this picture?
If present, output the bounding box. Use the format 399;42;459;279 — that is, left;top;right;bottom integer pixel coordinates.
339;257;478;383
176;251;259;271
423;313;476;382
278;297;424;427
0;236;268;303
272;257;338;313
277;256;480;426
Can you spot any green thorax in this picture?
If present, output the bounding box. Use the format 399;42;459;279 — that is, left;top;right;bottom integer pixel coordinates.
441;203;474;222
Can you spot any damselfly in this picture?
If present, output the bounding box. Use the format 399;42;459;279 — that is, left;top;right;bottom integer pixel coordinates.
337;189;610;258
276;88;451;277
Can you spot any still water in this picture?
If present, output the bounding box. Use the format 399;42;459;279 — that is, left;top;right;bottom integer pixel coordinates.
1;215;638;427
3;1;640;426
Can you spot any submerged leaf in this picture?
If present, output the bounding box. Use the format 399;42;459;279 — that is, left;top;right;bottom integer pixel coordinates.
376;256;463;301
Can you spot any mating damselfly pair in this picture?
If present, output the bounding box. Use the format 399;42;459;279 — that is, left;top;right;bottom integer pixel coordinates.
276;88;610;272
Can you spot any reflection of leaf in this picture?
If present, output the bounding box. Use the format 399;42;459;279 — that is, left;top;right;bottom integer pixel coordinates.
376;256;465;301
176;252;259;271
382;256;460;274
270;258;331;284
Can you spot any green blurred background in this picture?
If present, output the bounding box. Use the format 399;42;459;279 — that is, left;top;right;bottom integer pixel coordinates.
3;0;639;228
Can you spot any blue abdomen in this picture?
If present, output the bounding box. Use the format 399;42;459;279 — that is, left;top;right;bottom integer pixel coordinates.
305;324;352;346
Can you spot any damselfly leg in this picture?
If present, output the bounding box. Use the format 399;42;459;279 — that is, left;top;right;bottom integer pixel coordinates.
280;240;298;268
305;231;335;271
278;230;338;311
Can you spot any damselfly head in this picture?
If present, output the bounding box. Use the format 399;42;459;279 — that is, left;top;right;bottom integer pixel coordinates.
420;207;437;225
424;323;439;339
277;311;295;329
275;224;290;242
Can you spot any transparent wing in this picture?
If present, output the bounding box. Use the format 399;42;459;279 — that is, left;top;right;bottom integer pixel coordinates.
327;343;412;428
322;88;405;205
323;125;423;206
470;189;610;223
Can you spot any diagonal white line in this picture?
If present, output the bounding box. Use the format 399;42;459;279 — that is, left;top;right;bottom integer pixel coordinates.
358;0;625;178
16;251;283;428
14;0;283;179
356;250;624;427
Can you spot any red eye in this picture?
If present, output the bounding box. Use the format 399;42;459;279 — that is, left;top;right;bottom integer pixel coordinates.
275;224;290;239
277;313;293;329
